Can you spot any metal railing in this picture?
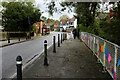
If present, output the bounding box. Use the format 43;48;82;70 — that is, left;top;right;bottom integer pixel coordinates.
80;32;120;79
0;32;33;41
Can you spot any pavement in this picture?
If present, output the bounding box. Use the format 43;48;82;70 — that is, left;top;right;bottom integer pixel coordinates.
0;37;40;47
22;38;112;79
1;32;59;78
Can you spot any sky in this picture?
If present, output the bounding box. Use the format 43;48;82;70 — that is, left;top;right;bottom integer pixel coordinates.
0;0;113;20
35;0;76;20
35;0;113;20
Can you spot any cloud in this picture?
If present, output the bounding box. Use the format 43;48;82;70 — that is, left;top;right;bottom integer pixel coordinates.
35;0;75;20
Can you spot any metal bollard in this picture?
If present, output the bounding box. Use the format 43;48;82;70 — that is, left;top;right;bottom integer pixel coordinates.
61;34;62;44
18;33;20;41
16;55;22;80
58;34;60;47
18;36;20;41
44;40;48;66
18;38;20;41
53;36;56;53
8;37;10;43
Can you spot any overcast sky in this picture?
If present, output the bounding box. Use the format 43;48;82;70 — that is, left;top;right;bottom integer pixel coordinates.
35;0;113;20
35;0;76;20
0;0;113;20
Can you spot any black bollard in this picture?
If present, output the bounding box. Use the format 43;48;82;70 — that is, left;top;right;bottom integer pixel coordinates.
7;33;10;43
44;40;48;66
8;37;10;43
18;37;20;41
53;36;56;53
16;55;22;80
18;38;20;41
61;34;62;44
58;34;60;47
18;33;20;41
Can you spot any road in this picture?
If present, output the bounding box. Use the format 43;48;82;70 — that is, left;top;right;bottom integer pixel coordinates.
1;32;62;78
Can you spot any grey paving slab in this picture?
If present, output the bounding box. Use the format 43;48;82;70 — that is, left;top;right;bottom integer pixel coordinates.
22;39;112;79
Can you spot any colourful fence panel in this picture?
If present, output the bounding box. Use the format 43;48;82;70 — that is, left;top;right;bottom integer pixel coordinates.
80;32;120;80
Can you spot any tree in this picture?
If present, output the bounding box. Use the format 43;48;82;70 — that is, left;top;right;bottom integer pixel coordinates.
100;2;120;45
47;2;57;16
46;1;120;45
2;2;41;32
50;24;54;31
46;2;98;27
59;15;70;20
60;2;98;27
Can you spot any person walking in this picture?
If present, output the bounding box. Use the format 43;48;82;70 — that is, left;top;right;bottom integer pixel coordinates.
72;28;77;39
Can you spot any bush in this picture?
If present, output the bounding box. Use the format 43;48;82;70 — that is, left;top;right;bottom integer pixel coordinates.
78;18;120;46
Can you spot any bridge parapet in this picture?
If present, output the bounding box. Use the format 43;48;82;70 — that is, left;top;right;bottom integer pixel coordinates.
80;32;120;80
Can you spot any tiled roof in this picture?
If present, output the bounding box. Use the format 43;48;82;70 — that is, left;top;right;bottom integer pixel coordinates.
60;16;76;25
60;20;67;25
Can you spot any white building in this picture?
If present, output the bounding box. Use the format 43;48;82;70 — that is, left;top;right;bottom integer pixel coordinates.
60;16;77;31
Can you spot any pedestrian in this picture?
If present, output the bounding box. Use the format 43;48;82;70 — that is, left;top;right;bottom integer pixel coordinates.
72;28;76;39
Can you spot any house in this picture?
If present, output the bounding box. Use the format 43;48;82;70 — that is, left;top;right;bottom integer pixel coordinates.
68;16;77;29
60;19;67;31
109;8;118;20
52;21;60;31
95;7;118;21
47;22;52;29
35;19;44;34
42;24;50;35
59;16;77;31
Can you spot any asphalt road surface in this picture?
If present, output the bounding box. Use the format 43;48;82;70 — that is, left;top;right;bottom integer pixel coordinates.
1;32;62;79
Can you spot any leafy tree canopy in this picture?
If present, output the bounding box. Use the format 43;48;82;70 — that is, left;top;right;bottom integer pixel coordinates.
46;1;120;45
59;15;70;20
2;2;41;32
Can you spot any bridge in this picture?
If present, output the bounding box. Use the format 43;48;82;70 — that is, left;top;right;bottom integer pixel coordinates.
80;32;120;79
1;32;120;79
22;32;120;79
